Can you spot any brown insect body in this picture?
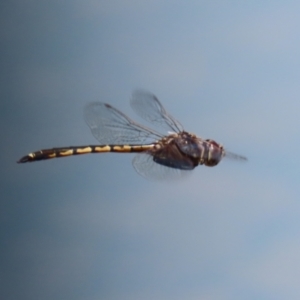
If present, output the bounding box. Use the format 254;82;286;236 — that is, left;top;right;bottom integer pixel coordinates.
18;91;246;179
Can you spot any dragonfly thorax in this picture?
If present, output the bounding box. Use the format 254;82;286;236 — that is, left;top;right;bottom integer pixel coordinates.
152;132;225;170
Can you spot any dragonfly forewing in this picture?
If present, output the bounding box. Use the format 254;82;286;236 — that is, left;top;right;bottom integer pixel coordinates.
131;90;183;133
84;102;162;145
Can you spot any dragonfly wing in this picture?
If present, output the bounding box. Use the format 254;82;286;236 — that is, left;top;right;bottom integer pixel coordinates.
130;90;184;133
132;152;192;180
84;102;162;144
224;150;247;162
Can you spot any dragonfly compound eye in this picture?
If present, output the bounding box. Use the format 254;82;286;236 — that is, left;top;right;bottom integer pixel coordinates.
205;142;223;167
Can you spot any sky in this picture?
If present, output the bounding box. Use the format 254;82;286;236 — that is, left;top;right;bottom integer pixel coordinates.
2;1;300;299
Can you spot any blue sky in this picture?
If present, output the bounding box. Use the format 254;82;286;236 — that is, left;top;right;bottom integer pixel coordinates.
2;1;300;299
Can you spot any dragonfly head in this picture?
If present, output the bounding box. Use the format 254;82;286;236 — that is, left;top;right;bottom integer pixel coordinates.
204;139;224;167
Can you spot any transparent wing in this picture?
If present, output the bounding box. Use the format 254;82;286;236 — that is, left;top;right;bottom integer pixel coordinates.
130;90;184;133
84;102;163;145
224;150;247;162
132;152;192;180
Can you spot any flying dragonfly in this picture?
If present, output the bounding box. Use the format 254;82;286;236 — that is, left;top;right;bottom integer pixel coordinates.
18;90;247;179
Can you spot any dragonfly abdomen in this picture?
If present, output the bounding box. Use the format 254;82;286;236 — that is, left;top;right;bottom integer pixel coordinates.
17;144;154;163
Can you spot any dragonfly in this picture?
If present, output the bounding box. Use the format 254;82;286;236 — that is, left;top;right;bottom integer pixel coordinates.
18;90;247;179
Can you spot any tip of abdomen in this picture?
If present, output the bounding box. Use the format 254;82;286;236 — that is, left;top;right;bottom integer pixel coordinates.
17;156;29;163
17;154;34;163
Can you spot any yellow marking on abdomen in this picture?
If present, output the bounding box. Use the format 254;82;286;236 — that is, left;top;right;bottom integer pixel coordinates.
112;144;154;152
94;145;111;152
131;145;154;151
75;147;92;154
58;150;74;156
112;145;132;152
